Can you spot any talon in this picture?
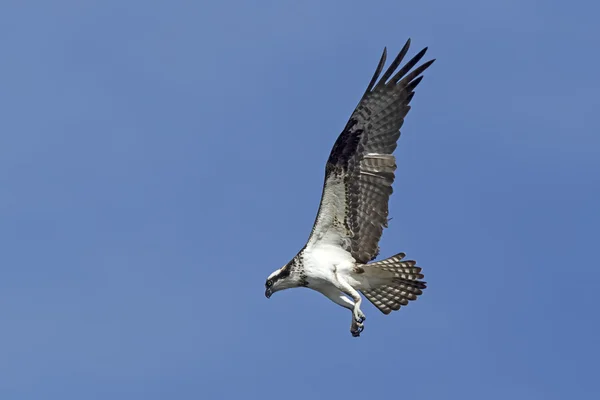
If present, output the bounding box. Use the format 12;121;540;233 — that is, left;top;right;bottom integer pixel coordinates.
351;320;365;337
351;325;364;337
354;310;366;324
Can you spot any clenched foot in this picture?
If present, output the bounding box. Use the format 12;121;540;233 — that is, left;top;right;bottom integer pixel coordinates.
351;319;364;337
353;308;366;324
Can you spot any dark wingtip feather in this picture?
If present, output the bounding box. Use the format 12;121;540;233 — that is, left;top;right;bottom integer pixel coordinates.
376;39;412;88
389;46;429;85
362;47;387;96
405;75;424;92
396;59;435;93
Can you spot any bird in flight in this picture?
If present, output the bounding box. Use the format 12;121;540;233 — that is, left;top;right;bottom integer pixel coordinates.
265;39;434;337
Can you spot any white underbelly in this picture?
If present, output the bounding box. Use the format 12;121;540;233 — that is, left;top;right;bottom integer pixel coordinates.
302;244;358;289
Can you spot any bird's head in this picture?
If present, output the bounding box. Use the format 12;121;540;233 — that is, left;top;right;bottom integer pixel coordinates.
264;264;299;299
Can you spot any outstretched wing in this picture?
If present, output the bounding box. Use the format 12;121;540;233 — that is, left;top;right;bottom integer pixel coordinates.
306;39;434;263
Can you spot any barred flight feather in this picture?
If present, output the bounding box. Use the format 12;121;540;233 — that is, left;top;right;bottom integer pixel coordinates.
306;39;434;264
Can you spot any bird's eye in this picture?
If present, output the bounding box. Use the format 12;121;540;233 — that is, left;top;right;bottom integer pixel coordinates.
267;280;273;287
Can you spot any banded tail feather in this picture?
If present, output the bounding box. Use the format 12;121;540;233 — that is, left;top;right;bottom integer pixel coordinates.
361;252;427;315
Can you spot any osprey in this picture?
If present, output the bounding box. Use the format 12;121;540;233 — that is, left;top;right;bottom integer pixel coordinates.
265;39;434;337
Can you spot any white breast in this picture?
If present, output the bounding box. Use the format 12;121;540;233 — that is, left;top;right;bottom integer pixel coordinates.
302;243;356;287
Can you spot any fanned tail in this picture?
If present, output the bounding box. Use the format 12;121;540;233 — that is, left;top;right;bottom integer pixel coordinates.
360;252;426;315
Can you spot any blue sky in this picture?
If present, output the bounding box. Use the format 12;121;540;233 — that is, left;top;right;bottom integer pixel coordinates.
1;1;599;399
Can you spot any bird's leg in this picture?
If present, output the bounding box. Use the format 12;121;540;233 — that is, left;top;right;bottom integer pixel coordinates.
318;286;355;311
336;279;366;337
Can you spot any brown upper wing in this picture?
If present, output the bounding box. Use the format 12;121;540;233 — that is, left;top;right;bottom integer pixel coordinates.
317;39;435;263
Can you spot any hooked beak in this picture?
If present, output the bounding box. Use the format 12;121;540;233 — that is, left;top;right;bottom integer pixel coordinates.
265;288;272;299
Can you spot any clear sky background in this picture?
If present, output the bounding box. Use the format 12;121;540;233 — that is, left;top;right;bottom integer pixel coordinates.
1;1;599;399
